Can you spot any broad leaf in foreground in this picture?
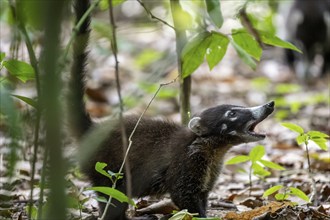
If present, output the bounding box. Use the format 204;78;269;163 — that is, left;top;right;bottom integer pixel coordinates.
3;60;35;83
89;186;135;206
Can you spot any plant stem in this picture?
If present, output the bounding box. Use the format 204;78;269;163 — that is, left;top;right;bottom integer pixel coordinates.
170;0;191;125
108;0;132;199
101;0;131;218
7;2;42;218
136;0;175;30
249;164;252;196
40;1;67;219
304;141;312;173
92;1;177;218
37;147;48;220
305;141;318;206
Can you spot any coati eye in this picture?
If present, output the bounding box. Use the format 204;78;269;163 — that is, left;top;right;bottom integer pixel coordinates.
228;111;236;117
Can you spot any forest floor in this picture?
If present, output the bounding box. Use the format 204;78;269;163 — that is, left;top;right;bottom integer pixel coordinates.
1;2;330;219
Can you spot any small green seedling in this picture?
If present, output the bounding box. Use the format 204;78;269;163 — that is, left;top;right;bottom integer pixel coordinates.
263;185;310;203
225;145;285;190
282;122;329;205
169;209;221;220
281;122;329;151
87;162;135;206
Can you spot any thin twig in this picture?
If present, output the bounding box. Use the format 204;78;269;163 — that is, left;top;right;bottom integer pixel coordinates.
136;0;175;30
124;77;179;165
101;75;178;219
101;0;130;218
239;7;263;49
108;0;131;197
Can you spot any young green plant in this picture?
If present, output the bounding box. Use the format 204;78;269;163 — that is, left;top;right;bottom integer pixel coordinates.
87;162;135;208
281;122;329;205
263;185;310;204
169;209;221;220
225;145;285;194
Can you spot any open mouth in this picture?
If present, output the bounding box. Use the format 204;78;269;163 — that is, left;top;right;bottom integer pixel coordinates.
245;120;266;140
242;101;274;142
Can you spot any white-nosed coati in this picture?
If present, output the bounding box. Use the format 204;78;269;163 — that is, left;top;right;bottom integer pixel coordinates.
69;0;275;219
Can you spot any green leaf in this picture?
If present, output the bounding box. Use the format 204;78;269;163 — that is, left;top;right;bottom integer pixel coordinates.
249;145;265;161
275;83;301;94
311;139;328;151
92;20;113;41
99;0;126;10
0;85;22;176
251;77;271;92
67;195;80;209
275;193;289;201
247;12;276;35
169;209;195;220
289;187;310;202
0;52;5;62
281;122;304;134
139;82;177;99
252;163;270;177
259;159;285;170
308;131;329;139
11;94;38;109
225;155;250;165
134;49;163;69
182;31;229;76
181;32;212;78
263;185;283;197
206;32;229;70
193;218;221;220
290;102;302;114
17;1;45;30
232;29;262;61
2;60;35;82
25;205;38;220
205;0;223;28
95;196;107;204
95;162;113;180
89;186;135;207
260;32;302;53
230;40;257;70
296;134;308;145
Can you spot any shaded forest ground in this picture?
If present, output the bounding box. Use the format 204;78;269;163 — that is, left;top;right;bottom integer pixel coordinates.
0;1;329;219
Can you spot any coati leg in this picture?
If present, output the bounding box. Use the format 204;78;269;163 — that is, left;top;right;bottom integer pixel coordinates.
170;192;208;217
167;152;211;217
98;197;128;220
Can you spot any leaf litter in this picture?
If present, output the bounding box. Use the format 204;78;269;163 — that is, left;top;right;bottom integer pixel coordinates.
0;2;329;220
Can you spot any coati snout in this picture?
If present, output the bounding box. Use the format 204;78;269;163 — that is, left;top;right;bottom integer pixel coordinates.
188;101;275;143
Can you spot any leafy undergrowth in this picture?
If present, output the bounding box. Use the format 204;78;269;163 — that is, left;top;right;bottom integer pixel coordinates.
1;1;330;219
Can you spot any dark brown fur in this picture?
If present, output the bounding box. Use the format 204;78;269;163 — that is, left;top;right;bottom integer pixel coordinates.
81;116;232;219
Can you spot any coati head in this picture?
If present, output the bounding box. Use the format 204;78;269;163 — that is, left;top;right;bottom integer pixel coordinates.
188;101;275;144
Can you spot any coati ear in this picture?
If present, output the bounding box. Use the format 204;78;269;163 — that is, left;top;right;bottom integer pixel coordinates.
188;117;203;136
